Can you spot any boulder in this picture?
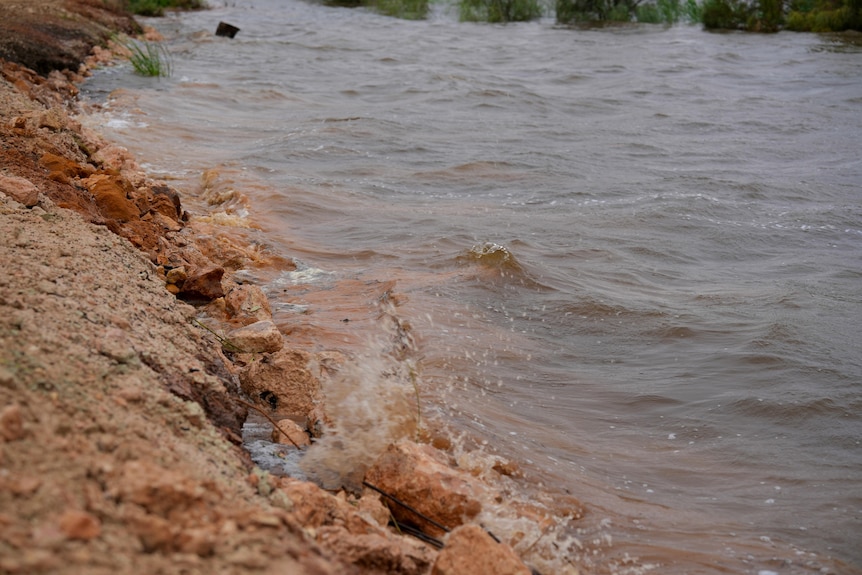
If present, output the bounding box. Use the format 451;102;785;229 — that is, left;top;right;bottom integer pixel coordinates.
364;440;484;537
226;320;283;354
432;524;530;575
0;174;40;207
238;348;321;421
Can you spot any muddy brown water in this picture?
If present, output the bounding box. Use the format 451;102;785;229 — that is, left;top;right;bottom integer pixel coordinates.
83;3;862;573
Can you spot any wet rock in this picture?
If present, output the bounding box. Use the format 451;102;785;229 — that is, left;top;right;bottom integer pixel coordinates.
0;174;40;207
238;348;321;421
226;320;283;354
432;524;530;575
58;510;101;541
177;265;225;302
364;440;484;537
0;403;25;442
272;418;311;448
225;283;272;325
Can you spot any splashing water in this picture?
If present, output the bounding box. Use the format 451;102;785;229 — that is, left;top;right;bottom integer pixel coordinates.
300;303;420;492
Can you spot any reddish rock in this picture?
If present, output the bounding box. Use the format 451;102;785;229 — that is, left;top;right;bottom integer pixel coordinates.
226;320;283;354
39;152;91;181
83;172;138;222
279;479;436;575
364;440;484;537
432;524;530;575
225;283;272;325
271;418;311;448
0;403;25;442
238;348;321;421
58;510;101;541
177;266;225;302
0;174;40;207
148;183;183;221
91;143;138;173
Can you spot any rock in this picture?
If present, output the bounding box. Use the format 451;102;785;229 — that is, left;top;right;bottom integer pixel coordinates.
91;143;138;173
357;488;390;528
364;440;484;537
0;403;25;442
83;173;138;222
225;320;283;354
165;266;187;285
148;183;183;221
279;479;436;575
271;418;311;448
0;174;40;207
39;152;92;182
177;266;225;302
58;510;101;541
238;348;321;421
432;524;530;575
225;284;272;324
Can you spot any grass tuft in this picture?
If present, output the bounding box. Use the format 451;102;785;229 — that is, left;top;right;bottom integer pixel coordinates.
122;39;173;77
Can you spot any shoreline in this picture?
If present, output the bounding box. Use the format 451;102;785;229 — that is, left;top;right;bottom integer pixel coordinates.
0;2;555;574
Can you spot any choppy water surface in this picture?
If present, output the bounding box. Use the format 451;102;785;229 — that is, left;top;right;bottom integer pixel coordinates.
85;3;862;573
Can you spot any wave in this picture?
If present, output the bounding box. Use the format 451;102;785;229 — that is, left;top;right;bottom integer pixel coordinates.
454;242;554;293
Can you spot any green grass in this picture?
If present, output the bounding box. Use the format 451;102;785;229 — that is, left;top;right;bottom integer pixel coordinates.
373;0;430;19
460;0;545;22
123;39;173;77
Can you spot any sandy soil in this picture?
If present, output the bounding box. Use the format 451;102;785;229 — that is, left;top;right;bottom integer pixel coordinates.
0;2;549;574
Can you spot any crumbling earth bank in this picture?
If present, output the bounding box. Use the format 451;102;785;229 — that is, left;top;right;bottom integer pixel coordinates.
0;197;337;574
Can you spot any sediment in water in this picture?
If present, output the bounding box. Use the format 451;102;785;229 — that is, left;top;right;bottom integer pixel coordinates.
0;3;554;574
